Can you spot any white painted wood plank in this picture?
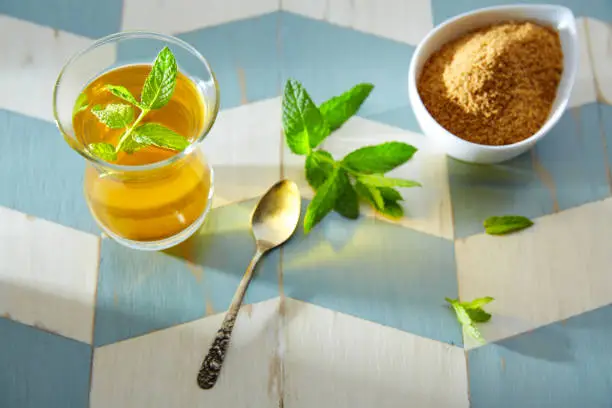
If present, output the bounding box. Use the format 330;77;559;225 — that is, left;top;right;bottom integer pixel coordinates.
585;18;612;106
201;97;282;208
282;299;469;408
568;18;597;108
0;206;99;344
90;298;281;407
284;118;454;240
122;0;278;34
455;198;612;349
0;15;116;123
281;0;433;46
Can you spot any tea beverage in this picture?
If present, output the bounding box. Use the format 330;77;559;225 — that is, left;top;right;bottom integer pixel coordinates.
73;64;212;243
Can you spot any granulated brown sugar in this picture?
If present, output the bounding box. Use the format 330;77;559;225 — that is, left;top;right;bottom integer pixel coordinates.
417;21;563;146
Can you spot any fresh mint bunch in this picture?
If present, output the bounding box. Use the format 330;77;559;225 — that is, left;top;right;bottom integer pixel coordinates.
282;79;420;233
85;47;189;162
445;297;494;344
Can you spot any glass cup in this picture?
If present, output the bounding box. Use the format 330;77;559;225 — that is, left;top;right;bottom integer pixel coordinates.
53;32;219;250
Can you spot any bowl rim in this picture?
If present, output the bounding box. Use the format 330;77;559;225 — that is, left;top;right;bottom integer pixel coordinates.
408;3;579;152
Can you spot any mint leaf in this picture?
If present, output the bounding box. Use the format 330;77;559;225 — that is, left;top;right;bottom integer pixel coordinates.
356;176;410;218
465;308;492;323
335;168;359;219
305;151;359;219
446;297;493;343
88;142;117;161
446;298;484;344
106;85;140;107
141;46;178;110
379;187;403;202
282;79;330;154
356;182;404;218
132;123;189;151
342;142;417;174
461;297;494;310
91;104;134;129
357;174;421;188
304;168;341;233
73;93;88;116
379;200;403;218
320;83;374;131
305;150;335;189
484;216;533;235
355;180;384;210
121;131;142;154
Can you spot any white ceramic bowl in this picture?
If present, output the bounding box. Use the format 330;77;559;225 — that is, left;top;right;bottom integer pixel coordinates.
408;4;578;164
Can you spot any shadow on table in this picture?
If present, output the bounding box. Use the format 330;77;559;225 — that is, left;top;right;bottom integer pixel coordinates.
493;307;612;363
496;325;574;363
164;195;360;291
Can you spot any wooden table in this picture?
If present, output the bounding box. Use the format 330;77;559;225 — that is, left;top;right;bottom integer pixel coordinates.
1;0;611;406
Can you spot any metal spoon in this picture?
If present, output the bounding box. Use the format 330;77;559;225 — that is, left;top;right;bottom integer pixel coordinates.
196;179;301;390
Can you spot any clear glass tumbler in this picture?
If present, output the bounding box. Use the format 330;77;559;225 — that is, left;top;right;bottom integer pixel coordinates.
53;32;219;250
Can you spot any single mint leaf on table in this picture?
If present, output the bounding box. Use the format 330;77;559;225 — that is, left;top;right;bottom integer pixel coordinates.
319;83;374;131
91;103;135;129
304;168;341;233
106;85;141;107
73;93;89;116
88;142;117;161
133;123;190;151
484;215;533;235
357;173;421;188
342;142;417;174
282;79;330;154
334;168;359;219
305;150;335;189
140;46;178;110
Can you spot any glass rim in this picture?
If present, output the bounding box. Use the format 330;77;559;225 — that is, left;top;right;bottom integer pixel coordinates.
52;30;220;173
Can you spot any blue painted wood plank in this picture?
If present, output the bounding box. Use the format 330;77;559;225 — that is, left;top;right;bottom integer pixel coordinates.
282;200;463;346
0;0;122;38
362;105;421;134
432;0;612;25
279;12;416;122
0;317;91;408
468;304;612;408
179;13;281;109
0;109;98;234
117;13;281;111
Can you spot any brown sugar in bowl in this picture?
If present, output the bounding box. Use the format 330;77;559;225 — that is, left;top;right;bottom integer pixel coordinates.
407;4;578;164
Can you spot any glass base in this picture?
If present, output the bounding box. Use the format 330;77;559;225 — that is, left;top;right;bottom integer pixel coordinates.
96;173;215;251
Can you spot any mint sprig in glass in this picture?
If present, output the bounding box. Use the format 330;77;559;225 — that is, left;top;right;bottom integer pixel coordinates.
86;47;190;162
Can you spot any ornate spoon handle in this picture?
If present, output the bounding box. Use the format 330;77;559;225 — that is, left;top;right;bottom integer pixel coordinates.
196;248;264;389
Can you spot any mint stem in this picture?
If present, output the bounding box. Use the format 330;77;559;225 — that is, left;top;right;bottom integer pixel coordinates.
314;149;362;177
115;108;149;153
315;151;337;167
